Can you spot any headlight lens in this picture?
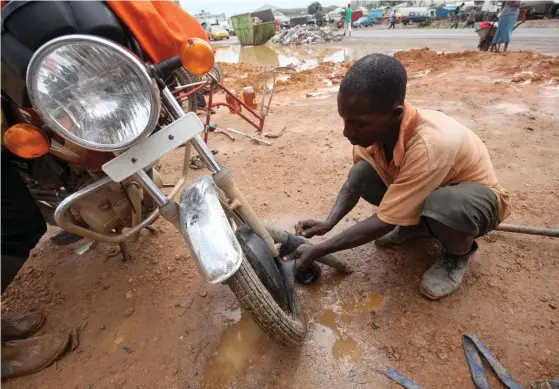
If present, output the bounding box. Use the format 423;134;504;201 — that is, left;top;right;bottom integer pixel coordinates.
26;35;159;152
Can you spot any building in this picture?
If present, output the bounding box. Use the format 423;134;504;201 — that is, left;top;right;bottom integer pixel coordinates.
193;10;227;26
253;4;338;17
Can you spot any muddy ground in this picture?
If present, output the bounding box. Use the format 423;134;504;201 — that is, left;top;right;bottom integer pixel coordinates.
2;49;558;389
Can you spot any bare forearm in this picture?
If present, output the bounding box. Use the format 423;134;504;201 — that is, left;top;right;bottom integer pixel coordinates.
314;214;395;256
324;181;360;228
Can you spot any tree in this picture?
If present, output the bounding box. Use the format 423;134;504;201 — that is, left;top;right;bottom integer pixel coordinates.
307;2;323;15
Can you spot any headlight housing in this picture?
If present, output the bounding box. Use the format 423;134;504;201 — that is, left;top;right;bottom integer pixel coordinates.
26;35;160;152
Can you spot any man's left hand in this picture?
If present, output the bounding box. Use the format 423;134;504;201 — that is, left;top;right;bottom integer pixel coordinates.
283;244;319;270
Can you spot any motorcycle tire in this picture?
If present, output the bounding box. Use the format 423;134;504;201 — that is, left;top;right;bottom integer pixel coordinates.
216;190;305;346
170;68;197;113
188;63;223;95
227;258;306;346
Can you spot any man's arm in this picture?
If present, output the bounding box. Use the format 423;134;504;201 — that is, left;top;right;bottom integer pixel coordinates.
314;215;394;257
295;179;360;238
287;214;395;269
324;181;361;228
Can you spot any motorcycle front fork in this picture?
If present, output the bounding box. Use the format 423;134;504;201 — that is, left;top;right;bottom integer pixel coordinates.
144;86;280;258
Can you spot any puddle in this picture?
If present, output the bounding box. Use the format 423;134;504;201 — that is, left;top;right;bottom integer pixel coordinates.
201;313;265;387
341;293;383;314
493;102;529;114
314;294;383;362
332;336;362;361
215;45;395;70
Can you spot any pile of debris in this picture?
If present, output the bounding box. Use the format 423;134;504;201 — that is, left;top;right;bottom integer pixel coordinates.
270;24;343;45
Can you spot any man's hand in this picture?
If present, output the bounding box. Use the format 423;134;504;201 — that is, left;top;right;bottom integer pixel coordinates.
284;244;319;270
294;220;333;238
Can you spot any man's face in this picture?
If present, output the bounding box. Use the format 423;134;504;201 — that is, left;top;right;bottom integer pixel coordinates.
337;93;402;148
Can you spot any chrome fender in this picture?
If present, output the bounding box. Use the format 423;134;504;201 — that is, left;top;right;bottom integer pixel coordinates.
179;176;243;284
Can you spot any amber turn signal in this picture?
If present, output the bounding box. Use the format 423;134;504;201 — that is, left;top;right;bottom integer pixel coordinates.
179;38;215;76
3;123;50;159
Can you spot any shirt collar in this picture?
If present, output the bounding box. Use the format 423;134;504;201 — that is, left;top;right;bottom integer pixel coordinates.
393;102;419;166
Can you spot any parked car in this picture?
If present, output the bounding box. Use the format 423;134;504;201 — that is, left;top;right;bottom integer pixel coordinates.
401;11;431;25
352;16;377;28
335;19;344;28
521;0;559;19
206;25;230;41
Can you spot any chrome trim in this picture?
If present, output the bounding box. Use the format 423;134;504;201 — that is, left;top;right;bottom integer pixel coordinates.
26;34;160;152
54;176;160;243
160;86;221;173
133;170;168;207
54;175;113;224
180;176;242;284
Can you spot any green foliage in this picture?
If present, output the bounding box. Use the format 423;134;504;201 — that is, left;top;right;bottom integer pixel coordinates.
308;2;323;15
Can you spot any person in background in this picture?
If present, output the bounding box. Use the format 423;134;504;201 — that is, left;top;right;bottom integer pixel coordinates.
286;54;510;301
451;3;464;28
490;1;520;53
344;3;352;36
388;10;396;29
463;7;476;28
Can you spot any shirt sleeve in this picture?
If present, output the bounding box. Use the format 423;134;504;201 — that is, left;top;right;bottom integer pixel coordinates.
377;141;454;226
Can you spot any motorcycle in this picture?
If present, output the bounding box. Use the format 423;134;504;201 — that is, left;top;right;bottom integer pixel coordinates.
2;33;313;345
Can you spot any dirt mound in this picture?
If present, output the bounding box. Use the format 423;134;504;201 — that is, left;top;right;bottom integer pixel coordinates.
395;48;559;84
219;62;351;95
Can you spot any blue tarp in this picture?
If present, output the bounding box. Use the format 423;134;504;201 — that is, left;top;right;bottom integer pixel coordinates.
368;9;384;19
436;6;456;18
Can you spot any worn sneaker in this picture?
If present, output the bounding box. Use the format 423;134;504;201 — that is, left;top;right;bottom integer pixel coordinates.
376;222;431;247
420;242;478;300
1;312;46;341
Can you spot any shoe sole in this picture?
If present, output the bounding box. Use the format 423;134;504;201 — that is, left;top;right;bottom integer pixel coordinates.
419;285;446;300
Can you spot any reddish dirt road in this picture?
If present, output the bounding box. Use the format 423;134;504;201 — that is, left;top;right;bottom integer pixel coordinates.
2;50;558;389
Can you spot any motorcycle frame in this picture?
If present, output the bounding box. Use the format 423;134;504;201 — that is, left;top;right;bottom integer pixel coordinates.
54;83;280;262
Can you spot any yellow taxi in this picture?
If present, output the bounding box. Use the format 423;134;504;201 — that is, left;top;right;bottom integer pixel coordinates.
206;25;230;41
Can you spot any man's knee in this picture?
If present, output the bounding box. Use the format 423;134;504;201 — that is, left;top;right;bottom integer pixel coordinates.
422;183;499;238
347;161;387;206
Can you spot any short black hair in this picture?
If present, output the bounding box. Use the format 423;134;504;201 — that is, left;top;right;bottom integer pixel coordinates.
339;54;407;112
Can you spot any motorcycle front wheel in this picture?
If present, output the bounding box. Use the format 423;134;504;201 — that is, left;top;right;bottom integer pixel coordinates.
226;259;306;346
219;195;306;346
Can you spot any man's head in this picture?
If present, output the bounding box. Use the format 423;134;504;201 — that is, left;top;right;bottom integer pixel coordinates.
338;54;407;147
461;2;465;6
347;3;350;7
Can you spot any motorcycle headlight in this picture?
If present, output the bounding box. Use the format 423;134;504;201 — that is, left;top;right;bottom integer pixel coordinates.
26;35;160;152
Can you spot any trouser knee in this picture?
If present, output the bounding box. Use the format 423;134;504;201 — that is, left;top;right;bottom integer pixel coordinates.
347;160;387;206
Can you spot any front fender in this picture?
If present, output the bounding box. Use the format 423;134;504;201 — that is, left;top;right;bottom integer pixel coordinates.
179;176;243;284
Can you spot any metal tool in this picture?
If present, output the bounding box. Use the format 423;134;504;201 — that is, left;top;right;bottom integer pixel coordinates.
496;223;559;238
226;127;272;146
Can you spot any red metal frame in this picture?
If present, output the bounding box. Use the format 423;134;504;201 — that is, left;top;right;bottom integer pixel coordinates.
171;78;265;143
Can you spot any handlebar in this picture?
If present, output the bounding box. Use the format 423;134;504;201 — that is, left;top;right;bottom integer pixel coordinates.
151;55;182;77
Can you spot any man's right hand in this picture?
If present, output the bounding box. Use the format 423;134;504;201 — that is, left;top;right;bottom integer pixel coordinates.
294;220;333;238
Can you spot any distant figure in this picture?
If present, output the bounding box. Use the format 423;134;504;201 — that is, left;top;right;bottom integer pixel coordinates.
344;3;352;36
451;3;464;28
463;8;476;28
490;1;520;53
388;10;396;29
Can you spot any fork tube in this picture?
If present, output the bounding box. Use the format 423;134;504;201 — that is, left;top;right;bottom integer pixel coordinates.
160;86;221;173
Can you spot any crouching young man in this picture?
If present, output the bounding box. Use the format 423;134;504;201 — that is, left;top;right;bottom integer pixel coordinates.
287;54;510;299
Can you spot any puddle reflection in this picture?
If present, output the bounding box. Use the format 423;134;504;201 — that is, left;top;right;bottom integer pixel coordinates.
215;45;395;69
314;293;383;362
201;313;266;387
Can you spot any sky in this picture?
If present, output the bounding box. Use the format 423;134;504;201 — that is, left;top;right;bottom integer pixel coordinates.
179;0;343;17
